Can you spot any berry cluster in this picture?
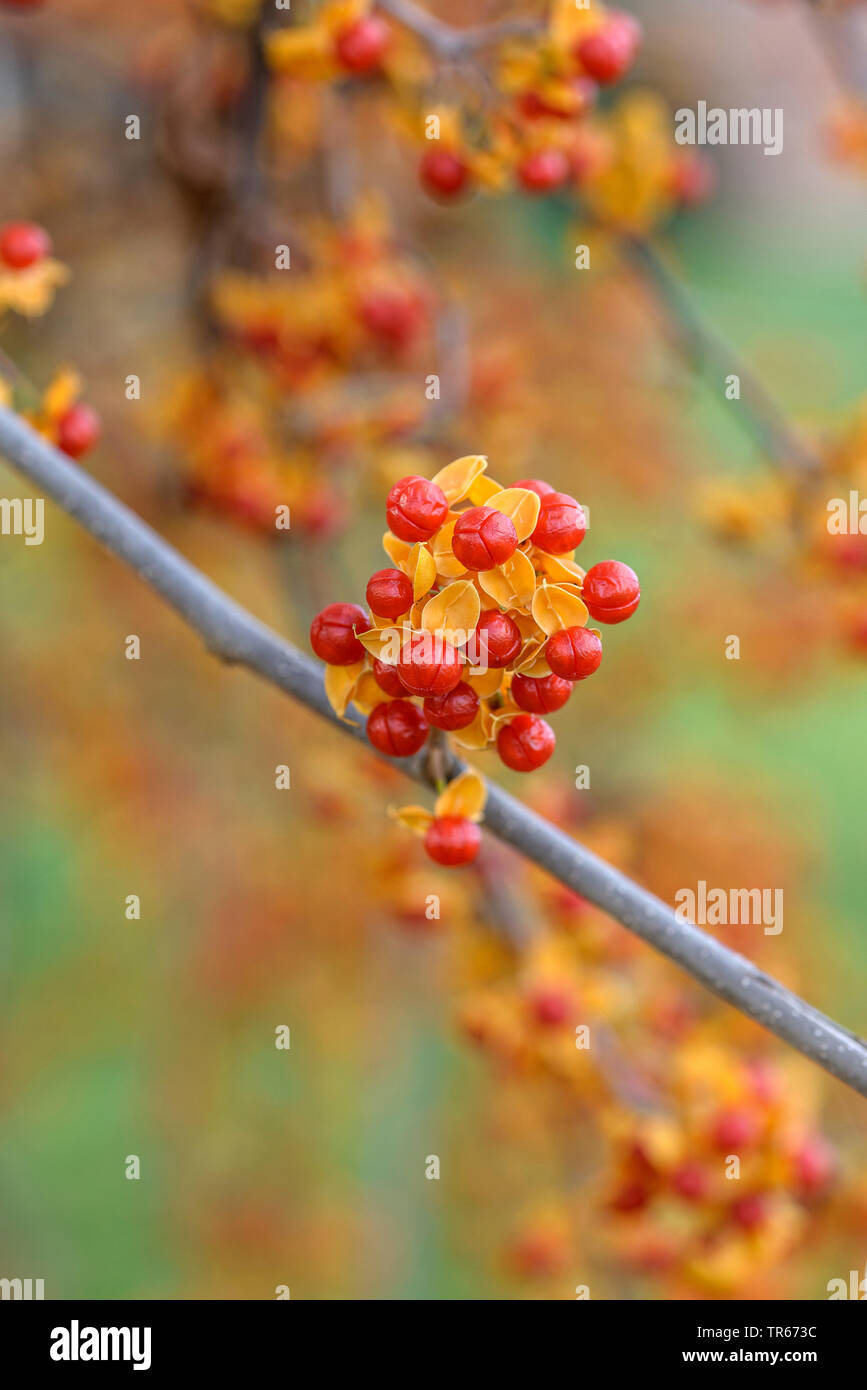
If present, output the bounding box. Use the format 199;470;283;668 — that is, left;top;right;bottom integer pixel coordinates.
418;7;642;202
699;399;867;660
601;1053;838;1290
264;3;658;211
164;200;438;536
309;455;639;863
448;777;846;1294
209;205;433;384
0;220;101;456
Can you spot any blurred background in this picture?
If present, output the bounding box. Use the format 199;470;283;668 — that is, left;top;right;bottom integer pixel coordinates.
1;0;867;1299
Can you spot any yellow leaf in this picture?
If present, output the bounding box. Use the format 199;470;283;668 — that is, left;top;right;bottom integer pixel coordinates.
531;583;589;636
478;548;537;611
550;0;601;50
44;367;82;419
534;549;585;583
389;804;435;835
468;474;505;505
431;455;488;505
353;670;392;714
0;259;69;319
383;530;413;570
515;637;543;670
265;26;334;78
431;519;467;578
324;662;363;722
515;638;551;677
486;487;541;542
435;769;487;822
322;0;368;35
523;652;552;677
356;626;406;663
452;705;494;750
421;579;480;642
408;542;437;601
465;664;505;698
467;150;511;191
513;610;542;640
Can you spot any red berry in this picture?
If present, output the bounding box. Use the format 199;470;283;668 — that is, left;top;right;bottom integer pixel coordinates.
545;626;602;681
386;474;449;543
530;491;586;553
517;91;560;121
575;12;642;86
372;656;407;697
511;672;573;714
424;815;481;866
711;1107;759;1152
419;148;470;200
359;289;423;352
516;78;597;121
452;506;518;571
529;985;572;1027
397;629;463;697
610;1180;650;1214
0;220;51;269
367;699;428;757
473;609;522;669
333;15;391;74
827;533;867;573
730;1193;767;1233
671;1162;708;1203
365;567;413;619
793;1137;836;1197
310;602;368;666
497;713;555;772
423;680;479;731
56;403;102;458
514;477;555;498
582;560;640;623
517;148;570;194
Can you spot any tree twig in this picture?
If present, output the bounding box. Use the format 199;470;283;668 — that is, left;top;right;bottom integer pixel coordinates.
1;403;866;1097
624;236;823;479
377;0;545;58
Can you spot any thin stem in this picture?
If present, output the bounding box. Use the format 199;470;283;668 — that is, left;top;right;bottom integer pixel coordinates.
377;0;544;58
1;403;866;1098
624;236;823;479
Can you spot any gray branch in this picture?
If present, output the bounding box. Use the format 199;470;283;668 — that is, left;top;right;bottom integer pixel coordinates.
376;0;544;58
625;237;823;479
1;403;866;1098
